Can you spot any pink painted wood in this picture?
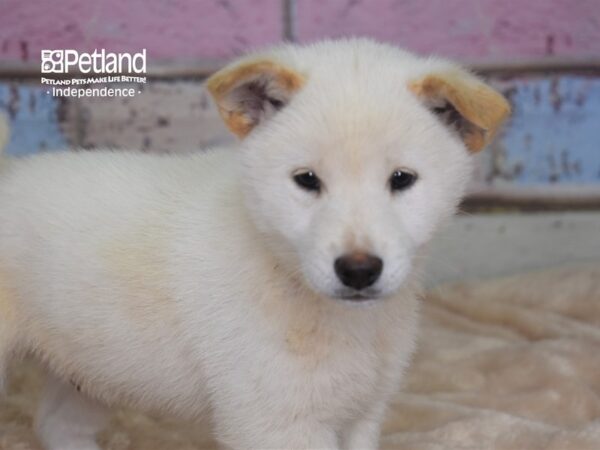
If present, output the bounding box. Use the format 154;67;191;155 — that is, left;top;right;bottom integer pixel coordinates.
295;0;600;59
1;0;599;63
0;0;283;62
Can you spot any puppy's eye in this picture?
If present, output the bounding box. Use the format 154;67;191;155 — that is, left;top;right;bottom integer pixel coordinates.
433;105;451;114
389;169;417;192
293;170;321;193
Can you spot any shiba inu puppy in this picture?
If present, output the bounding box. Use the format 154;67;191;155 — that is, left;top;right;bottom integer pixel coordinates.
0;39;509;449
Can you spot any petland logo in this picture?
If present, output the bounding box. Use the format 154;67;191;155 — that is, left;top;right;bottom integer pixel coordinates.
41;49;147;74
41;49;147;98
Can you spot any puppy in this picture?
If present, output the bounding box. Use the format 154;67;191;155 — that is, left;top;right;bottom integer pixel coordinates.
0;39;509;450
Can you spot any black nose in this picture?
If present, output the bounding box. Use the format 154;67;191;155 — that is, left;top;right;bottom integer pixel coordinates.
334;253;383;290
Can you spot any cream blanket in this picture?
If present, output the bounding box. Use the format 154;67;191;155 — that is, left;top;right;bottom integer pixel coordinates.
1;266;599;449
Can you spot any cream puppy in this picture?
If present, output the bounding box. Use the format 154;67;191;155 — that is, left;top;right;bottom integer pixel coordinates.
0;39;509;450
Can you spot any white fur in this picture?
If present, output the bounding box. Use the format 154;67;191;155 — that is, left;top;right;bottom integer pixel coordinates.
0;39;480;449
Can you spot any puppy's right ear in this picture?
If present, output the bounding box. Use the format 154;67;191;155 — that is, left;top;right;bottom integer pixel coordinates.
206;59;305;138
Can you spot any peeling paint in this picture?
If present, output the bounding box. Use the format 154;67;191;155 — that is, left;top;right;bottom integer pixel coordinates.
0;83;69;155
0;0;284;62
489;75;600;185
295;0;600;59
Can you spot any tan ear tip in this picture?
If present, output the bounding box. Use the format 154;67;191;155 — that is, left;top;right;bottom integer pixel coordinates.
480;87;512;131
204;73;226;100
494;95;512;131
497;91;512;117
504;99;512;120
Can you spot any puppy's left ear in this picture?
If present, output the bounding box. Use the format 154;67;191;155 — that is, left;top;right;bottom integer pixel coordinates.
409;71;510;152
206;59;305;138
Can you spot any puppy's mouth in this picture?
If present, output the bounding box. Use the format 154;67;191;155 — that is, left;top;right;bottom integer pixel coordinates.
333;288;382;302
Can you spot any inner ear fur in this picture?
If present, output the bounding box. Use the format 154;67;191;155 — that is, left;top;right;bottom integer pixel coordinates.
409;72;510;152
206;59;305;138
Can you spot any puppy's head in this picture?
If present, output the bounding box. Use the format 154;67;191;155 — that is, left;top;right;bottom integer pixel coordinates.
207;39;510;302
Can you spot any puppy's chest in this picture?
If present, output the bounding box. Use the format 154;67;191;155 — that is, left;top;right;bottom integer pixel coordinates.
281;317;395;414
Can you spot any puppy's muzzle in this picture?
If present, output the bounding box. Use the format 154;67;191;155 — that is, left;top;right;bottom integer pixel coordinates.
334;253;383;291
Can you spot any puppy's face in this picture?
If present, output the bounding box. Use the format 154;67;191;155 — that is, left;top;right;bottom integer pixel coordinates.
207;40;509;301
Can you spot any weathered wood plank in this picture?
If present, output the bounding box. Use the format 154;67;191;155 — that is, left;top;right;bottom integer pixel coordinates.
0;0;284;62
295;0;600;60
484;74;600;186
0;83;71;155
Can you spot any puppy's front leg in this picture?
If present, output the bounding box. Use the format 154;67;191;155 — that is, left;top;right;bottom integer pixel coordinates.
216;413;340;450
341;402;386;450
34;373;109;450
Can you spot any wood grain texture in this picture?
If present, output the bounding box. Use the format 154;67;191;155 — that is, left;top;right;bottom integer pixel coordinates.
295;0;600;60
0;0;283;62
2;1;600;63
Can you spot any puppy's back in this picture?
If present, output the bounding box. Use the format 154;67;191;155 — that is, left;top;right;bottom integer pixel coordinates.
0;147;241;402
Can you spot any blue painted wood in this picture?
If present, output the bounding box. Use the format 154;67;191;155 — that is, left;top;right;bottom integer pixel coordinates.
0;83;68;156
493;75;600;185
